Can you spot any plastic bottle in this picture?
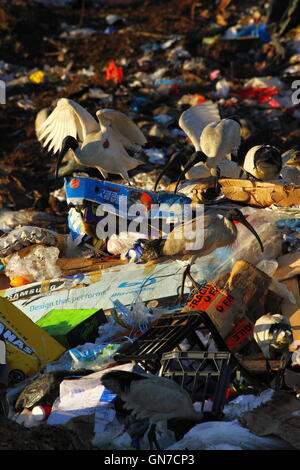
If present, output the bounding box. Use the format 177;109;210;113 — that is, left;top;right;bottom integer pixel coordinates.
31;405;52;422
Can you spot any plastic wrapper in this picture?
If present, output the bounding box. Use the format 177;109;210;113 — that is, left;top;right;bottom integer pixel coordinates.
110;296;168;341
0;226;60;257
215;78;230;98
4;245;62;283
166;419;291;451
256;259;296;303
107;232;149;259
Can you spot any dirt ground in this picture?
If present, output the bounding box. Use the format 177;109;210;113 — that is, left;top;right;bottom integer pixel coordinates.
0;0;273;222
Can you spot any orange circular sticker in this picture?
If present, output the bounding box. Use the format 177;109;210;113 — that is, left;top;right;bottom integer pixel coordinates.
70;178;80;189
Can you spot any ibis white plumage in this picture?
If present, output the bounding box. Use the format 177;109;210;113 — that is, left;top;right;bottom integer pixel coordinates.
35;106;83;176
183;158;244;180
154;101;241;192
37;98;147;184
101;370;203;450
253;313;293;360
137;208;264;299
242;144;282;180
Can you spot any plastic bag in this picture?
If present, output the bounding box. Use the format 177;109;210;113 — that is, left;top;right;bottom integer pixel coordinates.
111;296;165;339
107;232;150;259
0;226;59;257
188;207;284;283
4;245;62;283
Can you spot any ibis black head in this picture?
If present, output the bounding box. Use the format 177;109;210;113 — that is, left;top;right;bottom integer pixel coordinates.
224;115;241;127
174;151;208;193
225;208;264;253
253;145;282;171
55;135;79;179
101;370;147;395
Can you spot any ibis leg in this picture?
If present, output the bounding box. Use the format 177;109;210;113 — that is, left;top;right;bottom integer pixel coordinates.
178;264;199;304
148;424;160;450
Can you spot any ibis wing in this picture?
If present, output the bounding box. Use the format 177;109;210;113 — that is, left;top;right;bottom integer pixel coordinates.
179;101;220;151
163;214;217;256
124;379;195;419
37;98;99;154
97;109;147;150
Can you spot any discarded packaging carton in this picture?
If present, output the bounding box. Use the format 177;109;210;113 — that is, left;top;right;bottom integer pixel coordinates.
189;178;300;207
0;296;66;384
183;260;273;352
275;252;300;281
0;259;190;324
36;308;107;349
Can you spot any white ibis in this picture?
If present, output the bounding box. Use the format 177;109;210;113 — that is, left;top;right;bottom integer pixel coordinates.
101;370;203;450
154;101;241;192
137;208;264;300
253;313;293;388
242;145;282;180
35;107;82;176
253;313;293;360
183;158;243;180
37;98;147;184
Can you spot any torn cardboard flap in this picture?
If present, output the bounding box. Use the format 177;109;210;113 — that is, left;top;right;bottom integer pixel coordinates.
189;178;300;207
275;252;300;281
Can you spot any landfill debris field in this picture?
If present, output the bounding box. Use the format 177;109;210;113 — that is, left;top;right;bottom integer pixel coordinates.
2;0;300;456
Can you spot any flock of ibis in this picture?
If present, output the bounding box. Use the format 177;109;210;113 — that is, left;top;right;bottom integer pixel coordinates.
30;98;299;450
36;98;300;187
36;98;297;295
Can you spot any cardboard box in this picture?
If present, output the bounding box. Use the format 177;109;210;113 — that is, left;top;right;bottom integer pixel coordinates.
171;178;300;207
183;260;273;352
0;296;66;384
218;179;300;207
36;308;107;349
0;259;191;324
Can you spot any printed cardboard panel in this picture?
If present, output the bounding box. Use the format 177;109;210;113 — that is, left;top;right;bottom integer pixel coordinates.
187;282;253;352
0;260;186;323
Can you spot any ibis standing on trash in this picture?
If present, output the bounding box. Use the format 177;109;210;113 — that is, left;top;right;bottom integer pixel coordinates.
132;208;264;300
37;98;147;184
154;101;241;192
101;370;203;450
242;144;282;180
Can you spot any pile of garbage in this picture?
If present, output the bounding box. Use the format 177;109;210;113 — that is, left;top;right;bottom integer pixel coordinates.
2;0;300;451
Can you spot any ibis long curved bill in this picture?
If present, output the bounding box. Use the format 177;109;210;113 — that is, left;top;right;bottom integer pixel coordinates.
174;151;207;193
153;151;181;192
229;210;264;253
55;136;78;179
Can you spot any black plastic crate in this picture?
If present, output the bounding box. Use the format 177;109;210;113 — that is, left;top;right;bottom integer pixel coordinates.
114;310;210;374
159;350;233;417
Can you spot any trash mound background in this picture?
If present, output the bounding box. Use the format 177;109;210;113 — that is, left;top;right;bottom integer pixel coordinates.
1;0;300;449
0;0;287;220
0;416;95;450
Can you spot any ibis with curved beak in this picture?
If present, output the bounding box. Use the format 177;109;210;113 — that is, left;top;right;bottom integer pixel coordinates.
137;208;264;300
154;101;241;193
101;370;203;450
242;145;282;180
37;98;147;184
